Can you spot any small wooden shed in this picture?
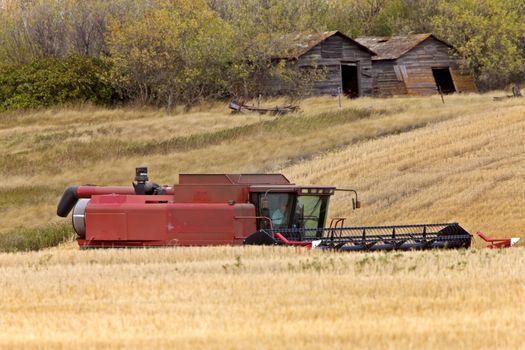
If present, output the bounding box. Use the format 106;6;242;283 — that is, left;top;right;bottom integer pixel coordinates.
272;31;376;97
355;34;476;96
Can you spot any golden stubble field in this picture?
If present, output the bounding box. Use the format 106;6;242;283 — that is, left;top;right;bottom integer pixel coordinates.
0;246;523;349
284;96;525;238
0;93;524;349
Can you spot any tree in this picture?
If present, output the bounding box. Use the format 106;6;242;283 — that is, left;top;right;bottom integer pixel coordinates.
0;9;36;65
106;0;235;107
20;0;69;58
324;0;394;37
432;0;525;88
0;0;136;65
67;0;112;57
210;0;330;99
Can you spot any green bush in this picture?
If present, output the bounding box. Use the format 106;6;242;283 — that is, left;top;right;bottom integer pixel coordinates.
0;55;118;111
0;224;75;253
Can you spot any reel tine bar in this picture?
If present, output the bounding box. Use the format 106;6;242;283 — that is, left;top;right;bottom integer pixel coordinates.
271;223;471;251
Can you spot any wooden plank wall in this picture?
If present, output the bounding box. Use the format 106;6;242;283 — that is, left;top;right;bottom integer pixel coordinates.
396;37;477;95
451;66;477;92
297;34;374;96
370;60;407;96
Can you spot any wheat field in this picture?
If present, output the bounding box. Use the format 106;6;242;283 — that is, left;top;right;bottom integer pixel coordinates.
284;95;525;238
0;93;524;348
0;246;523;349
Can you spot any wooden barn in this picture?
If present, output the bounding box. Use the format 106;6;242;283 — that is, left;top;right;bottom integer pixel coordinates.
271;31;376;97
355;34;477;96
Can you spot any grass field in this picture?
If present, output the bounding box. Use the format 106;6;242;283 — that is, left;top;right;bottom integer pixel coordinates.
0;93;524;348
0;93;523;238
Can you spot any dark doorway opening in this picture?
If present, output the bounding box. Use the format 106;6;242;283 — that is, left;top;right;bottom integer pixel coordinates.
341;64;359;98
432;68;456;94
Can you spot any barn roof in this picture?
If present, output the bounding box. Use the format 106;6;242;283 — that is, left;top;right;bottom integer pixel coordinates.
355;33;452;60
273;31;376;59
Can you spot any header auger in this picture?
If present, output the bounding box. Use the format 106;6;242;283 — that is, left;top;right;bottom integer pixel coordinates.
56;167;479;250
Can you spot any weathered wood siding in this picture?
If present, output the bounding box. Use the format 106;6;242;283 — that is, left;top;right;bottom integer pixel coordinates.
296;34;374;96
395;37;477;95
450;64;477;92
369;60;407;96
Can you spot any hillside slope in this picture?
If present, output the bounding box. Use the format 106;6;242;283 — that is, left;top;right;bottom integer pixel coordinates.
0;94;524;242
284;98;525;238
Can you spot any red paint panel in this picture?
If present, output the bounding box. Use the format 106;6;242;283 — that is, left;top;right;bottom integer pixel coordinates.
87;213;127;241
233;204;257;241
179;174;291;185
89;195;173;204
83;194;257;246
77;186;135;198
168;204;238;245
172;185;248;203
126;205;168;241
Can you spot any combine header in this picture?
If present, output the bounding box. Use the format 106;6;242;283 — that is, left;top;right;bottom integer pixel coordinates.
57;167;472;250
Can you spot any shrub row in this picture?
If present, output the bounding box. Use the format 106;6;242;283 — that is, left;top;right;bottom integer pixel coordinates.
0;56;119;112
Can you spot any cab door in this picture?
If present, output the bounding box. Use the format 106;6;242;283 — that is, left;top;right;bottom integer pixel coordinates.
251;192;295;230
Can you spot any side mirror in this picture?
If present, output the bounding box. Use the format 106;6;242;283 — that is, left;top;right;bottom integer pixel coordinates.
335;188;360;210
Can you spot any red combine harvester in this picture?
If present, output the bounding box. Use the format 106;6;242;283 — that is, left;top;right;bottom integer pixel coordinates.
57;167;473;250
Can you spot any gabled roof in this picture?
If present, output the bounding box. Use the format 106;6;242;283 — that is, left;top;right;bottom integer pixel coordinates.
355;33;453;60
273;31;376;59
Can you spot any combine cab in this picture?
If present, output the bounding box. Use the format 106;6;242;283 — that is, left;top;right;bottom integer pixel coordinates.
57;167;472;250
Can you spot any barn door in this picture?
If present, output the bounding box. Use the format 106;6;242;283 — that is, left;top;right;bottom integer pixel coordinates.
341;63;359;98
432;67;456;94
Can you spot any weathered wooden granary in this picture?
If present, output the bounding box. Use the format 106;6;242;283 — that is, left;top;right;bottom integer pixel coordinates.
355;34;476;96
272;31;376;97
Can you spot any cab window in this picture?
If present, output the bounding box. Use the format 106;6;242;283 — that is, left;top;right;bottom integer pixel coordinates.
296;195;328;232
267;193;294;229
256;193;294;229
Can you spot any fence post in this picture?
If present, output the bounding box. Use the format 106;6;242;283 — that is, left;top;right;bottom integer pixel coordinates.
438;86;445;104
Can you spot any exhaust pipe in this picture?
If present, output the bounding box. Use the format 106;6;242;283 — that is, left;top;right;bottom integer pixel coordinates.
56;186;137;217
57;169;173;218
57;186;79;217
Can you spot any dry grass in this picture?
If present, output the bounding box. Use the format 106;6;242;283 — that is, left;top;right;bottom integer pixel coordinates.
1;92;523;239
0;246;523;349
284;97;525;240
0;93;524;349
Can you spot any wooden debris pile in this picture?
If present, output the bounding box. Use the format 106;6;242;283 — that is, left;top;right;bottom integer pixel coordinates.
493;85;522;101
229;101;300;115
